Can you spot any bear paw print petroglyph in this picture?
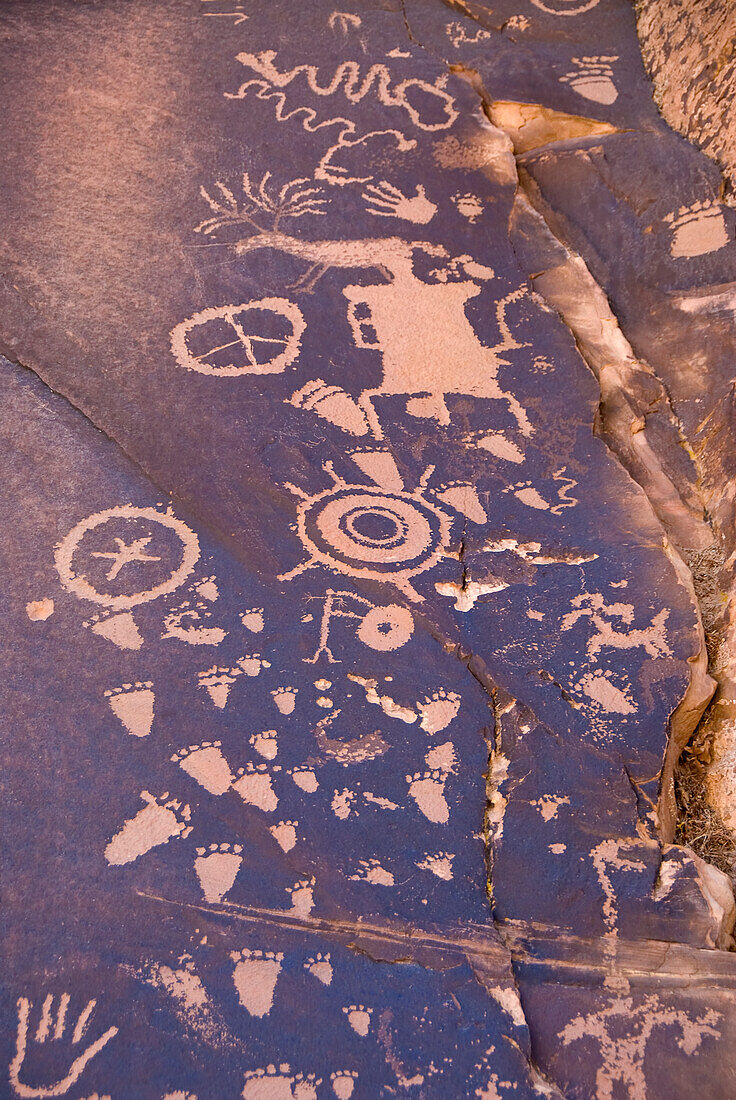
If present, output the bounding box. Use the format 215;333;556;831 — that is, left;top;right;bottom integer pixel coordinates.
343;1005;373;1037
194;843;243;903
269;820;299;852
664;200;729;258
417;689;461;734
232;764;280;813
272;685;299;715
198;665;242;709
286;877;316;917
171;742;234;796
84;610;144;651
105;682;155;738
452;192;484;223
250;730;279;760
304;954;333;986
330;1071;358;1099
242;1065;321;1100
231;950;284;1018
416;851;455;880
406;771;450;824
240;607;265;633
560;56;618;104
349;859;395;886
105;792;192;866
10;993;119;1100
288;766;319;793
239;654;272;677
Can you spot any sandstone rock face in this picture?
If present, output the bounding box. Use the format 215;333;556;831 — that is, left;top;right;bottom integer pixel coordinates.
1;2;735;1097
637;0;736;195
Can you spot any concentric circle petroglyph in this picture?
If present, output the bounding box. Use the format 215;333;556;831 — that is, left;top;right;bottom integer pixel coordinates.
55;506;200;609
306;489;444;571
170;298;305;376
529;0;601;13
286;482;452;600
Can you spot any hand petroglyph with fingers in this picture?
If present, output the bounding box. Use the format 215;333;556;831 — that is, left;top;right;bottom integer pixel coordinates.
362;181;437;224
9;995;118;1099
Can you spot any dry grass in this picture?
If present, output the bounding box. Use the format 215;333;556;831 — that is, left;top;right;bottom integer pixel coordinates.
675;754;736;880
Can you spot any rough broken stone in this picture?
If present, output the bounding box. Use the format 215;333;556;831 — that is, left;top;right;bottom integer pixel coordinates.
1;2;736;1096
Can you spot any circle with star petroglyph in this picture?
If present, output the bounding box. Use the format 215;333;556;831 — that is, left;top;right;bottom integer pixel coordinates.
170;298;305;376
55;506;200;609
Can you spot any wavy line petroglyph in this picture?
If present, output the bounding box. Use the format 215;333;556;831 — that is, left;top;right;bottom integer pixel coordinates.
225;51;457;183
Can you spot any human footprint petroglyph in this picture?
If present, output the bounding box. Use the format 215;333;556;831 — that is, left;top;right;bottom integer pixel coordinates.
10;994;118;1099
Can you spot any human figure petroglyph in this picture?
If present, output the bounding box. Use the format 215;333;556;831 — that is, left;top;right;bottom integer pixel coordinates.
233;228;532;437
182;171;534;438
10;995;118;1099
559;996;721;1100
305;589;414;663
